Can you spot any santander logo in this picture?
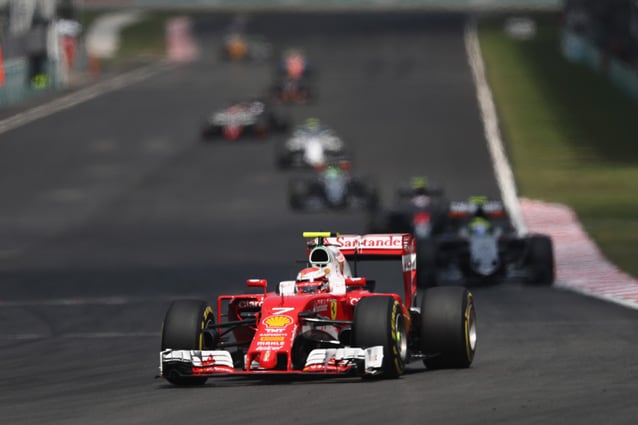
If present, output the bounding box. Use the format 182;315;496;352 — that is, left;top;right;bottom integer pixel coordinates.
334;235;403;249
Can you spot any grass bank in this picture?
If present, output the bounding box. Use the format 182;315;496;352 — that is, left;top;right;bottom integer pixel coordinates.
116;13;169;62
479;15;638;277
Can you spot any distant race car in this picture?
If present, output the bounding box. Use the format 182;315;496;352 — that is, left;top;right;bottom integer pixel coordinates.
368;177;449;237
367;177;450;287
288;161;379;211
430;197;555;286
271;48;314;103
277;48;312;80
220;32;272;62
276;118;347;169
159;232;477;385
201;99;289;140
271;77;313;104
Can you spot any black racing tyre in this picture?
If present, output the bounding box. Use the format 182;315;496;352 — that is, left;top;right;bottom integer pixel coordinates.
288;180;307;210
416;239;438;288
420;287;476;370
352;296;407;379
525;235;555;285
275;147;292;169
161;299;214;386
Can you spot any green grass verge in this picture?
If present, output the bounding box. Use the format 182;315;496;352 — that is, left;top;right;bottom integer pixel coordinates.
479;15;638;277
116;13;170;62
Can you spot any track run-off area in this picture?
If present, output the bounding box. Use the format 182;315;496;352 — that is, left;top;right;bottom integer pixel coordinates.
0;12;636;425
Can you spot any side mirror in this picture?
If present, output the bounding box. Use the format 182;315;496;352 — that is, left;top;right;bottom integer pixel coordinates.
345;277;366;287
247;279;267;290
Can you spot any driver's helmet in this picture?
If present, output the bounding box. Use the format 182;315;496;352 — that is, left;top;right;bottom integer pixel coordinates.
304;117;321;132
324;165;341;178
295;267;329;294
410;176;429;196
469;216;491;235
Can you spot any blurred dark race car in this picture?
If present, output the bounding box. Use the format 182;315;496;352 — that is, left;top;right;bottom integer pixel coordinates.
201;99;289;141
288;161;379;211
221;33;272;62
271;48;314;103
272;77;313;104
431;197;555;286
277;48;312;80
367;177;450;287
368;177;449;237
276;118;347;169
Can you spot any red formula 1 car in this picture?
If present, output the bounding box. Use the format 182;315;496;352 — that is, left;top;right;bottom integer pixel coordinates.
159;232;477;385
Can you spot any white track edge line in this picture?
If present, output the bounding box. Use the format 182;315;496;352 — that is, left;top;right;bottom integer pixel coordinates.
464;20;527;235
0;61;172;136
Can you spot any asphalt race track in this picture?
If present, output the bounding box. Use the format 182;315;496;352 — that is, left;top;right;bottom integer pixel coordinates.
1;12;637;425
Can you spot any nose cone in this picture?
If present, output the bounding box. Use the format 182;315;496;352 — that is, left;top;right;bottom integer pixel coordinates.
259;350;279;369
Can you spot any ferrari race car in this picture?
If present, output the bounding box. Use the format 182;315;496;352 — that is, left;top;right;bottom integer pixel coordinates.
201;99;289;141
427;197;555;286
220;32;272;62
288;161;379;211
159;232;477;385
276;119;347;169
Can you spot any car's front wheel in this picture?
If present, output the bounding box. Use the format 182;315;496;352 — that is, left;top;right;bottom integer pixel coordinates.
352;296;407;379
161;299;214;386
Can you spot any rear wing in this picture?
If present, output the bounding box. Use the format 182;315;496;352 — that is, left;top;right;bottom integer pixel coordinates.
323;234;412;257
304;232;417;307
448;200;507;219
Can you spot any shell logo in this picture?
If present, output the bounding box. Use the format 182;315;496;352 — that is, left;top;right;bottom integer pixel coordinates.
264;315;293;328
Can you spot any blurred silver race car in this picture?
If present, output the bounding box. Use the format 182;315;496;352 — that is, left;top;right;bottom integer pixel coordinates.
276;118;347;169
432;197;555;286
201;99;289;141
288;161;379;211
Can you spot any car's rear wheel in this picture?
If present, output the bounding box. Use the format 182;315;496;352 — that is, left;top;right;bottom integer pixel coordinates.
288;180;308;210
352;296;407;379
161;299;214;386
416;239;438;288
525;235;555;285
420;287;476;369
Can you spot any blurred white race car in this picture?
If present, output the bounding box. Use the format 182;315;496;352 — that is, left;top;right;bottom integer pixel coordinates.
276;118;347;169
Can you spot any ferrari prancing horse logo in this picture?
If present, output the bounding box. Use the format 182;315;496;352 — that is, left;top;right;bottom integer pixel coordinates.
330;300;338;320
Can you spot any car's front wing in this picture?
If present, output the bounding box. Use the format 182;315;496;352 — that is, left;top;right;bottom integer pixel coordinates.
160;346;384;378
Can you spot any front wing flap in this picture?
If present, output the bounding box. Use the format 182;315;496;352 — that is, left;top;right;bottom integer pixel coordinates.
160;346;384;378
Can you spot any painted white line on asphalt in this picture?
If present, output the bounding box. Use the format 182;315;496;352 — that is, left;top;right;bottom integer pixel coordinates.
0;62;172;136
0;295;201;307
464;20;527;235
1;332;159;340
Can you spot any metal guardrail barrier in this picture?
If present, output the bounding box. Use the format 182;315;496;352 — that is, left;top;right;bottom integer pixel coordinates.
562;30;638;103
77;0;561;10
0;58;62;108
